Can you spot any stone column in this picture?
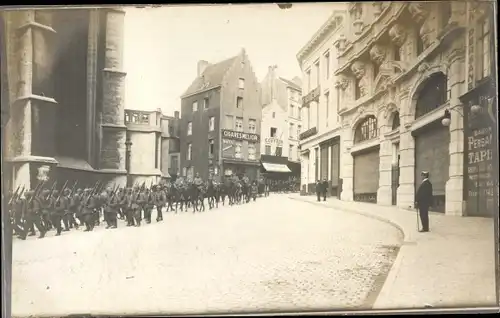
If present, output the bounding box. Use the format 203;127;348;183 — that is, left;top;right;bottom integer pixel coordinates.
397;93;415;208
445;45;466;216
98;8;127;187
300;151;309;194
340;123;354;201
377;122;393;205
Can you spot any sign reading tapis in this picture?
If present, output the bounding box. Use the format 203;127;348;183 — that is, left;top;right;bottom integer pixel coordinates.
222;129;259;142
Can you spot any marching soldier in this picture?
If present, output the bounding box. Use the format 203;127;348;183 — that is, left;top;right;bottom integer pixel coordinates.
125;188;136;227
143;187;155;224
71;189;84;228
40;189;52;231
154;185;166;221
135;186;147;226
10;193;25;237
104;189;119;229
51;190;66;236
22;190;46;239
116;188;126;220
81;188;97;232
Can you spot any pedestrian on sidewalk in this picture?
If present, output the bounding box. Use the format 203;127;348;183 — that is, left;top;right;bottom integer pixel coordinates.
316;180;322;202
322;178;328;201
415;171;433;232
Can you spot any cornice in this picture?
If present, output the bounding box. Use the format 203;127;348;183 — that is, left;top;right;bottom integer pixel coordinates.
297;10;346;64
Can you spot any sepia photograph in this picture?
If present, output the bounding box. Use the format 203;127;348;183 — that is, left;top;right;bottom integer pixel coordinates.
1;1;499;316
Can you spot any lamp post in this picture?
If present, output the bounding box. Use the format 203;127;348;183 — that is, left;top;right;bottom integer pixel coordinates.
125;139;132;187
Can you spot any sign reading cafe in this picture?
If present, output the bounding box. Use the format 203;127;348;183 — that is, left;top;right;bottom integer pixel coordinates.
222;129;260;142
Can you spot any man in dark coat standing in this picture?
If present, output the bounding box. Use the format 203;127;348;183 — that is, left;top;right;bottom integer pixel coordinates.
315;180;322;202
321;178;328;201
415;171;433;232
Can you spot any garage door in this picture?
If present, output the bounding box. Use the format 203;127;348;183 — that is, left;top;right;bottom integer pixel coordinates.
353;148;380;203
414;126;450;213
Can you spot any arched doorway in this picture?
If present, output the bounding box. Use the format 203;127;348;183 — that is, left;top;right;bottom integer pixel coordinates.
352;115;380;203
413;72;450;213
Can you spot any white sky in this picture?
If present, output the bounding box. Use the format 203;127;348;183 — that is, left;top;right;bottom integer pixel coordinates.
123;3;345;115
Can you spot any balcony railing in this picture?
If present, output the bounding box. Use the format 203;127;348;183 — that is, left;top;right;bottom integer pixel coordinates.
302;86;321;107
299;127;318;141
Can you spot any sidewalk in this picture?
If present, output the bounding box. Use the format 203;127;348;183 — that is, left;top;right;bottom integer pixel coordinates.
289;194;497;310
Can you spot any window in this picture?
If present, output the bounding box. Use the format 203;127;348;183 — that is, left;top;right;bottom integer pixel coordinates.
297;125;301;139
235;117;243;132
192;101;198;112
132;113;139;123
325;92;330;124
209;116;215;131
225;115;234;129
415;73;447;118
289;145;294;160
314;61;320;87
289;104;294;117
478;18;491;80
238;78;245;89
270;127;277;137
235;141;242;159
324;51;330;79
265;145;271;155
306;69;311;92
276;146;282;157
354;116;378;144
289;123;294;138
187;122;192;135
248;143;256;160
272;112;276;118
209;139;214;157
204;98;209;109
187;143;192;160
125;113;130;123
237;96;243;108
248;119;256;133
141;114;149;124
392;111;400;130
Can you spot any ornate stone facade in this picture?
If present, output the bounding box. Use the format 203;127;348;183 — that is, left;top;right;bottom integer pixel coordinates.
330;2;477;216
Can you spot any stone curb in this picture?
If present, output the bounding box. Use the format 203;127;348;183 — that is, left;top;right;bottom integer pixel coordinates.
288;195;412;310
288;196;408;243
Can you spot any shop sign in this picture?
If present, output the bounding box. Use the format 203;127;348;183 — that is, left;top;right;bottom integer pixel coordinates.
222;129;260;142
264;138;283;146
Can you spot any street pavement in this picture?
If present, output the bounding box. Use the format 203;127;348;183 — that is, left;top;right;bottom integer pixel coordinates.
12;194;402;316
290;194;497;310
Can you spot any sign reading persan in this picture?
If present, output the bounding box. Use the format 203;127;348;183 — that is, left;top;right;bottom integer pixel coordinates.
222;129;260;142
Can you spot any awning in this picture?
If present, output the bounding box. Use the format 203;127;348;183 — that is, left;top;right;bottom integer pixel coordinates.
262;162;292;173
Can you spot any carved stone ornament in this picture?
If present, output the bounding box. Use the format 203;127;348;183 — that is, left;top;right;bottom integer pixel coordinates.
372;2;384;17
334;33;347;52
408;2;430;25
353;19;364;36
369;44;387;65
351;61;366;79
419;20;434;49
449;2;466;27
388;24;407;47
358;77;368;97
417;62;429;74
340;77;349;90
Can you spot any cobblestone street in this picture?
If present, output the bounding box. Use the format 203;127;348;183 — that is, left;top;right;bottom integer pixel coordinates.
12;194;402;316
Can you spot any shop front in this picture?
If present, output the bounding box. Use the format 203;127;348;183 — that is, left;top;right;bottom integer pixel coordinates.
221;129;261;181
352;146;380;203
260;154;293;191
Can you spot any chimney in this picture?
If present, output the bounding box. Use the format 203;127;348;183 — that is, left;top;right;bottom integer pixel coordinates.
174;111;179;119
197;60;210;76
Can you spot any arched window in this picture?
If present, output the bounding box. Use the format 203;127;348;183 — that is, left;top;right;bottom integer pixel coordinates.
415;73;447;118
354;115;378;144
392;111;400;130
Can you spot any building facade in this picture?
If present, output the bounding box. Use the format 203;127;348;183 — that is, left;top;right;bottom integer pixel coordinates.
2;8;128;191
297;9;346;196
124;108;180;185
179;49;262;181
331;1;496;217
260;66;302;178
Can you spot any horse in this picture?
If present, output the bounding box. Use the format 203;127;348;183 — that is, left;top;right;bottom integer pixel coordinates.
206;181;219;209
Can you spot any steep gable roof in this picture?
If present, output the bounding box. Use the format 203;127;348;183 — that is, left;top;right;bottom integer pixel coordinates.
181;56;238;98
279;77;301;91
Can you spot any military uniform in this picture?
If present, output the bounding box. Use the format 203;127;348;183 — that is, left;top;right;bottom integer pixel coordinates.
154;186;166;221
11;196;25;237
104;190;119;229
22;191;46;239
81;189;96;231
39;190;52;231
143;188;155;224
125;188;137;226
51;190;66;236
136;189;147;226
70;189;83;227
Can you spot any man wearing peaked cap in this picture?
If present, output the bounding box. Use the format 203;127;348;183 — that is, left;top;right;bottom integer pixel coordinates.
415;171;433;233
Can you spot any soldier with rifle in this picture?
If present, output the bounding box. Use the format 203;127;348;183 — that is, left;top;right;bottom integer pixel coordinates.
40;189;53;231
135;183;147;226
60;188;74;231
10;189;26;238
22;190;46;239
104;185;120;229
154;185;166;222
81;187;98;232
65;182;79;230
51;189;66;236
71;188;84;228
143;185;155;224
124;187;137;226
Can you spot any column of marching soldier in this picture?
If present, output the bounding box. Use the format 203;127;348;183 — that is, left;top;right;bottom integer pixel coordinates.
7;174;265;240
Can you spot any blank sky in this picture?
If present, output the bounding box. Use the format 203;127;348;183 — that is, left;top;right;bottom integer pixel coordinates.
123;3;345;115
